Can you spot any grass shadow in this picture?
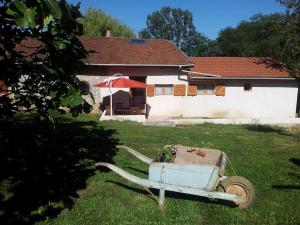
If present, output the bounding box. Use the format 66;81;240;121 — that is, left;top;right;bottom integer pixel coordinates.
125;166;148;176
106;180;236;208
0;115;119;225
244;124;290;136
289;158;300;166
272;158;300;190
272;185;300;190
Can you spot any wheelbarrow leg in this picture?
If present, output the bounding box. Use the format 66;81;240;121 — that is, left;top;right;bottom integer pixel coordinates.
159;165;166;209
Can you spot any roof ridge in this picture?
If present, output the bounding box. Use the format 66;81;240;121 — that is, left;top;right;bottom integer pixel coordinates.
166;40;193;65
80;35;176;43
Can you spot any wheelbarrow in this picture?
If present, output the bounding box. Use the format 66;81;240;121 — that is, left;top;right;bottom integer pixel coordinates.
95;145;255;208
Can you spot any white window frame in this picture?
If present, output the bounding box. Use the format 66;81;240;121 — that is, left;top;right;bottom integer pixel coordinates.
155;84;173;95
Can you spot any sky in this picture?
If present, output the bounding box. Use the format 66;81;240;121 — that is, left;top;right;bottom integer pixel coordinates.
68;0;286;39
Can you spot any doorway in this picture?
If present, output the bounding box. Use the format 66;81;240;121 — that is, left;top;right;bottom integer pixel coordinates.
129;76;146;109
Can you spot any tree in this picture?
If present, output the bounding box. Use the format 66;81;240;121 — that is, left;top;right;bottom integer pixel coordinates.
188;34;221;56
277;0;300;74
81;7;135;38
217;13;284;59
0;0;92;122
139;7;208;56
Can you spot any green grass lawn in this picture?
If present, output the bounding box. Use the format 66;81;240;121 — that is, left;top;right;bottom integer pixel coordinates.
1;114;300;225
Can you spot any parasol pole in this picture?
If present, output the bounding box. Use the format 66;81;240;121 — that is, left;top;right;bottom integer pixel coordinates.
107;73;123;116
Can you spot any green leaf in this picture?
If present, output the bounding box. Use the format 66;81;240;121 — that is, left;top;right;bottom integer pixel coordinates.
6;1;27;16
45;0;62;19
60;87;84;107
43;14;53;27
41;64;57;75
53;39;71;50
4;49;11;59
6;1;37;28
24;8;37;28
49;90;57;98
53;40;66;50
47;108;62;118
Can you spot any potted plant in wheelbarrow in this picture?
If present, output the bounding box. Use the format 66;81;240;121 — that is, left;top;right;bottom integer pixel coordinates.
95;145;255;208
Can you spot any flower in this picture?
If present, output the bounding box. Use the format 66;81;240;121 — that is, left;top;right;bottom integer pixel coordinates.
155;145;177;162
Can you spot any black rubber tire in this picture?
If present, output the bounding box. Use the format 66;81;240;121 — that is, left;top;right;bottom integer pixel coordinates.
217;176;255;208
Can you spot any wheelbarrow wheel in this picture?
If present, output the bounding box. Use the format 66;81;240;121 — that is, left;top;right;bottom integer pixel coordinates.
217;176;255;208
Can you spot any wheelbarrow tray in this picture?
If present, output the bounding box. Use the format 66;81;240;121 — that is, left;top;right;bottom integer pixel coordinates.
174;145;222;166
149;162;220;190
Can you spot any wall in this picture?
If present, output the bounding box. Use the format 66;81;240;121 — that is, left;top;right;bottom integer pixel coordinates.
146;76;299;118
77;66;183;113
78;66;299;118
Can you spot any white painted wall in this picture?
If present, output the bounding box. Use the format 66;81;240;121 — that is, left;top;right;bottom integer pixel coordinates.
146;75;299;118
78;68;299;118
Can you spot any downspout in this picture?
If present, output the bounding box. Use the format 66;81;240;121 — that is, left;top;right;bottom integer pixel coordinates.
178;66;221;81
178;65;190;81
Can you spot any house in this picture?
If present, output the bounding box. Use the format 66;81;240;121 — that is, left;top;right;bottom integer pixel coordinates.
10;36;300;121
78;36;193;115
77;36;299;120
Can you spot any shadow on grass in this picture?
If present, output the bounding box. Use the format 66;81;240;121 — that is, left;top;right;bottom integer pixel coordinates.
289;158;300;166
0;116;119;225
272;158;300;190
125;166;148;176
106;180;236;208
272;185;300;190
245;124;289;135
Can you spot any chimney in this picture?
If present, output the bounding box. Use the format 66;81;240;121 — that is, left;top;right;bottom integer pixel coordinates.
105;29;112;37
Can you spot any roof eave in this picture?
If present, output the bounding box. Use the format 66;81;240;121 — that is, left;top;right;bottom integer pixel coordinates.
190;76;295;80
85;63;194;67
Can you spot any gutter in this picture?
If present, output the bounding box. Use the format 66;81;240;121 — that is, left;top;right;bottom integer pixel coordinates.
189;76;295;80
85;63;194;67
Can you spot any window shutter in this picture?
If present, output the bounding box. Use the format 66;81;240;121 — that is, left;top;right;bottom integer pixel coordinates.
146;85;155;97
187;85;197;96
173;84;186;96
215;85;226;96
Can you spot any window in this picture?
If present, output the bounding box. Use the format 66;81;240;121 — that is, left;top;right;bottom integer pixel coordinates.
155;85;173;95
197;84;215;95
244;83;252;91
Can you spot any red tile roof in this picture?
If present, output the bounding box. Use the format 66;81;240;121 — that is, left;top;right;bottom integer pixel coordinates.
0;80;8;94
191;57;290;78
80;36;192;65
14;38;45;60
13;37;192;66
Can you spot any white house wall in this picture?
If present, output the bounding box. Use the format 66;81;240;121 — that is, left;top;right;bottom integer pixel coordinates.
77;67;184;111
146;76;299;118
78;68;298;118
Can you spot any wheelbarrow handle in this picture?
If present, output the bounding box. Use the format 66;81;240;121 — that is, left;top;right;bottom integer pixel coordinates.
95;162;152;188
117;145;153;165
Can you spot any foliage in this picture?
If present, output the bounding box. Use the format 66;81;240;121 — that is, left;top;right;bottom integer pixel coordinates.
0;0;92;122
81;7;135;38
189;36;221;56
277;0;300;74
216;6;300;75
155;145;177;162
217;13;284;59
139;7;213;56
